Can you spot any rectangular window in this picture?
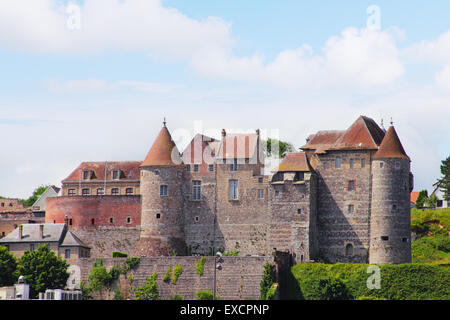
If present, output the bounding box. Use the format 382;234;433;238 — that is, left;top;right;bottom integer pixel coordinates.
112;170;120;180
361;158;366;168
209;164;214;172
323;162;328;169
69;219;72;226
97;188;105;196
91;218;95;225
82;188;90;196
395;161;401;169
126;217;131;224
83;170;91;180
350;159;354;169
391;204;397;213
193;164;199;173
258;189;264;199
126;188;134;195
258;177;263;183
30;244;34;252
160;185;168;197
297;209;302;215
381;236;389;241
229;180;238;200
109;217;114;224
65;249;71;259
186;164;191;173
275;190;279;198
192;181;202;200
348;180;355;192
230;159;238;172
348;204;354;214
68;189;76;196
111;188;119;195
335;157;341;169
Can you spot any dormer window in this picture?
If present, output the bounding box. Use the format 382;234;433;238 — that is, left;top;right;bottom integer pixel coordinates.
113;170;120;180
83;170;93;180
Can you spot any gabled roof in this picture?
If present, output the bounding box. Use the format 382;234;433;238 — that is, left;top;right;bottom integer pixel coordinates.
62;161;141;182
0;224;65;243
330;116;385;150
301;116;385;153
60;230;89;248
181;134;218;165
373;126;409;160
141;124;183;167
274;152;311;172
216;133;259;159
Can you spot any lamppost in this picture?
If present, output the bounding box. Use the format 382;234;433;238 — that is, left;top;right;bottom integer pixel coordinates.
213;251;224;300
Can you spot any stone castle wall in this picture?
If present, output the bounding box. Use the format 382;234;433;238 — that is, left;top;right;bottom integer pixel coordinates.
77;256;273;300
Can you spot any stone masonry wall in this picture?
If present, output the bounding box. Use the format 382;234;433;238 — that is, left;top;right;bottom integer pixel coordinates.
78;256;273;300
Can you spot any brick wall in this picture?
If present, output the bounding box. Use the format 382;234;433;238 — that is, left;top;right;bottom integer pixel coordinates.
45;195;141;228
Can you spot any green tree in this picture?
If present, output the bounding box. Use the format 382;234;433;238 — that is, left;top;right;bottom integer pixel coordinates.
260;262;276;300
262;138;294;158
87;262;112;300
425;193;438;209
17;244;70;298
134;273;159;300
415;190;428;209
439;156;450;201
20;185;51;207
0;246;18;286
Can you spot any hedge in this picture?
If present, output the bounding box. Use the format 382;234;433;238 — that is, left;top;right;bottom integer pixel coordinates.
288;263;450;300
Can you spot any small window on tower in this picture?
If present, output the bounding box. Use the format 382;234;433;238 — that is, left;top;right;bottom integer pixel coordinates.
91;218;95;225
395;161;401;169
297;209;302;215
194;216;199;223
391;204;397;213
160;185;168;197
126;217;132;224
109;217;114;224
381;236;389;241
380;162;384;168
402;237;408;243
156;213;161;219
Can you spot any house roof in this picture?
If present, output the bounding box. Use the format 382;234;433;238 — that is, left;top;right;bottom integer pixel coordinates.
216;133;259;159
301;116;385;153
410;191;419;205
274;152;311;172
373;126;409;160
0;223;90;248
181;134;218;165
62;161;141;182
141;124;183;167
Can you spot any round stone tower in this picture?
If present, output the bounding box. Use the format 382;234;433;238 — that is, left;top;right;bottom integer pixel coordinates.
134;121;187;256
369;125;412;264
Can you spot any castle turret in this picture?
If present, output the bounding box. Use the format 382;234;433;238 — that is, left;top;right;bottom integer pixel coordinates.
369;125;412;264
134;121;186;256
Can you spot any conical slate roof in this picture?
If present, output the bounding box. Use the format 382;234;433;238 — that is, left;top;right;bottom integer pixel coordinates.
141;124;183;167
373;126;409;160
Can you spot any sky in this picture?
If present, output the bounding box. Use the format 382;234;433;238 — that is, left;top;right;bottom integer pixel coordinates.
0;0;449;199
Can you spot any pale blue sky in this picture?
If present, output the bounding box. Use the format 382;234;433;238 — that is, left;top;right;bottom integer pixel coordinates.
0;1;449;198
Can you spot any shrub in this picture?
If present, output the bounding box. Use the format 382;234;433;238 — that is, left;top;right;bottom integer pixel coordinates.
0;246;18;287
265;283;278;300
112;251;128;258
260;263;276;300
195;290;215;300
163;266;172;283
113;286;124;300
170;294;184;300
196;257;206;276
124;257;140;272
172;264;182;285
223;250;239;256
289;263;450;300
134;273;159;300
109;265;121;280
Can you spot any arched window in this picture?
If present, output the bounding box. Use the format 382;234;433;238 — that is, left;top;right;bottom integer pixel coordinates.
345;243;354;257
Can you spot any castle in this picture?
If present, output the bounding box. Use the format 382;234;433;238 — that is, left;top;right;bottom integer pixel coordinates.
45;115;413;265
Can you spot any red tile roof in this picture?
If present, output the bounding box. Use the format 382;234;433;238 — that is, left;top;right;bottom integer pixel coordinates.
373;126;409;160
410;191;419;205
141;125;183;167
62;161;141;182
301;116;385;153
275;152;311;172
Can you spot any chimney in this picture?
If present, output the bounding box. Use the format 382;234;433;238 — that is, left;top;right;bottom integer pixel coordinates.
256;129;260;136
18;225;23;240
64;215;69;227
39;224;44;239
221;129;226;138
